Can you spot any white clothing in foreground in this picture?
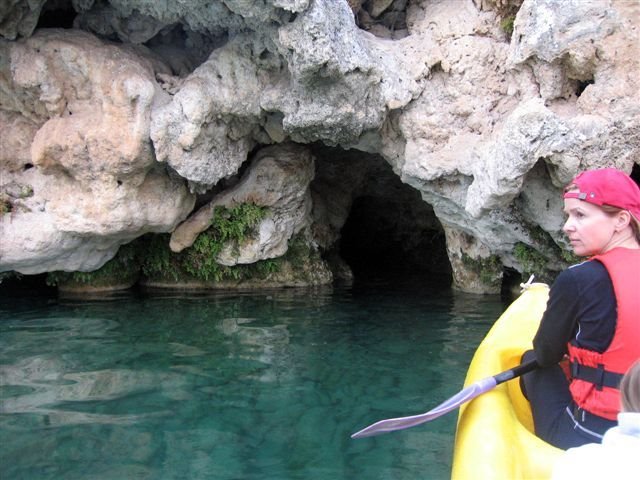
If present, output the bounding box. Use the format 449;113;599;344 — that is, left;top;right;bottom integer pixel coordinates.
551;412;640;479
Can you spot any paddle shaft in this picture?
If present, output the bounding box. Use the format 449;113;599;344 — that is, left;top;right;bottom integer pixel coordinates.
493;358;538;385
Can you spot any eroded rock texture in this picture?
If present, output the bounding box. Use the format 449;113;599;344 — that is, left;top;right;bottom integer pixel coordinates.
0;29;194;273
1;0;639;292
169;143;315;266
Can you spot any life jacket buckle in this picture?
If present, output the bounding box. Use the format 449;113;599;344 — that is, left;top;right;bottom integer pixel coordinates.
570;361;623;390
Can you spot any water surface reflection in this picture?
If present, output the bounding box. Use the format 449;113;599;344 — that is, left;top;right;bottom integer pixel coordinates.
0;282;505;479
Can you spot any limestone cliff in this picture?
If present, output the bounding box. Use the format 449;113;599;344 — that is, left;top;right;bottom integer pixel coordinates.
1;0;638;293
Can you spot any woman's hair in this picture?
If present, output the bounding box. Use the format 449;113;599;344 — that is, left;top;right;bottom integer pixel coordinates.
600;204;640;244
620;361;640;413
564;183;640;244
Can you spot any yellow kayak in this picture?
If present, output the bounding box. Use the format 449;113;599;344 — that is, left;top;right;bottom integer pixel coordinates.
451;283;563;479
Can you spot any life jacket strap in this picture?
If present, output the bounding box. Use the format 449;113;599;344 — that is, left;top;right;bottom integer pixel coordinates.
570;362;624;391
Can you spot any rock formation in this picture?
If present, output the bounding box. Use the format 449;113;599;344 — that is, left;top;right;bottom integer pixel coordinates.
169;143;315;265
1;0;638;293
0;29;195;274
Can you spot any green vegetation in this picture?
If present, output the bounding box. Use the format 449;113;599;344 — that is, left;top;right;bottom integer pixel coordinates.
526;224;550;245
529;224;585;268
560;248;581;265
45;202;325;290
461;253;502;286
0;196;10;215
516;220;582;277
521;221;583;270
513;242;548;278
211;203;268;247
141;203;272;283
281;233;314;269
494;0;521;40
141;233;183;282
500;16;515;37
184;203;269;281
46;240;143;288
141;230;321;286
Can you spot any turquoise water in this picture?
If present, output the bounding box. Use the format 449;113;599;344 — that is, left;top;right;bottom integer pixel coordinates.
0;280;505;480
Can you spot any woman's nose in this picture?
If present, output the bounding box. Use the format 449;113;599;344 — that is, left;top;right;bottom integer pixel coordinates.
562;218;574;233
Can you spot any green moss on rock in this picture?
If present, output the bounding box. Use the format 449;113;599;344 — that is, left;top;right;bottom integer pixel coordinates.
46;240;143;290
44;202;332;291
461;252;502;287
513;242;548;278
142;203;270;283
500;16;515;36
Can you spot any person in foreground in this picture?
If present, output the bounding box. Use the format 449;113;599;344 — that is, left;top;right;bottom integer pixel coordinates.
520;167;640;449
551;360;640;479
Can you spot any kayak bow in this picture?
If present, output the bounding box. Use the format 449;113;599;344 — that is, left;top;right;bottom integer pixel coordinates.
451;282;563;479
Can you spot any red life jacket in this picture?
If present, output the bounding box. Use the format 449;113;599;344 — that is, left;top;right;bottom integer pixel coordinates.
567;247;640;420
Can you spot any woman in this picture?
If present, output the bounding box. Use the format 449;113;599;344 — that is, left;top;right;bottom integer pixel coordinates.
520;167;640;449
551;361;640;479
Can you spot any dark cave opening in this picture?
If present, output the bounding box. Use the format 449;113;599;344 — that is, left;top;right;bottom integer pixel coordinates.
310;147;453;286
0;273;56;299
500;267;524;300
339;194;452;284
309;144;452;286
574;77;595;98
37;0;76;29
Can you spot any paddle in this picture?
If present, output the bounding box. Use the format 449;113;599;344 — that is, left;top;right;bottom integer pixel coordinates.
350;359;538;438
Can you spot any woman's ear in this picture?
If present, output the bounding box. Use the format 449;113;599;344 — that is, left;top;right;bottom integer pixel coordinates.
615;210;632;231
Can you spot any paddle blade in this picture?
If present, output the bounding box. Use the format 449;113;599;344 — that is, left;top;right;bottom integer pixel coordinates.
351;376;497;438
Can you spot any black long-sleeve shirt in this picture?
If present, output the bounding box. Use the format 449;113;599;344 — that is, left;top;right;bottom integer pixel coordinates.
533;260;617;367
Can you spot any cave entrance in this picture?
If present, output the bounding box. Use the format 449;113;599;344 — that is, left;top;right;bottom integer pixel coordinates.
311;146;452;286
37;0;77;29
340;193;452;283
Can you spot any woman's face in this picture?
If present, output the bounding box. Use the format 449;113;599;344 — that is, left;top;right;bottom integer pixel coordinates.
563;198;618;256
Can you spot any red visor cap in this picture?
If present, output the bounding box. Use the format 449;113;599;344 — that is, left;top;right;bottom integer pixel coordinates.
563;168;640;220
